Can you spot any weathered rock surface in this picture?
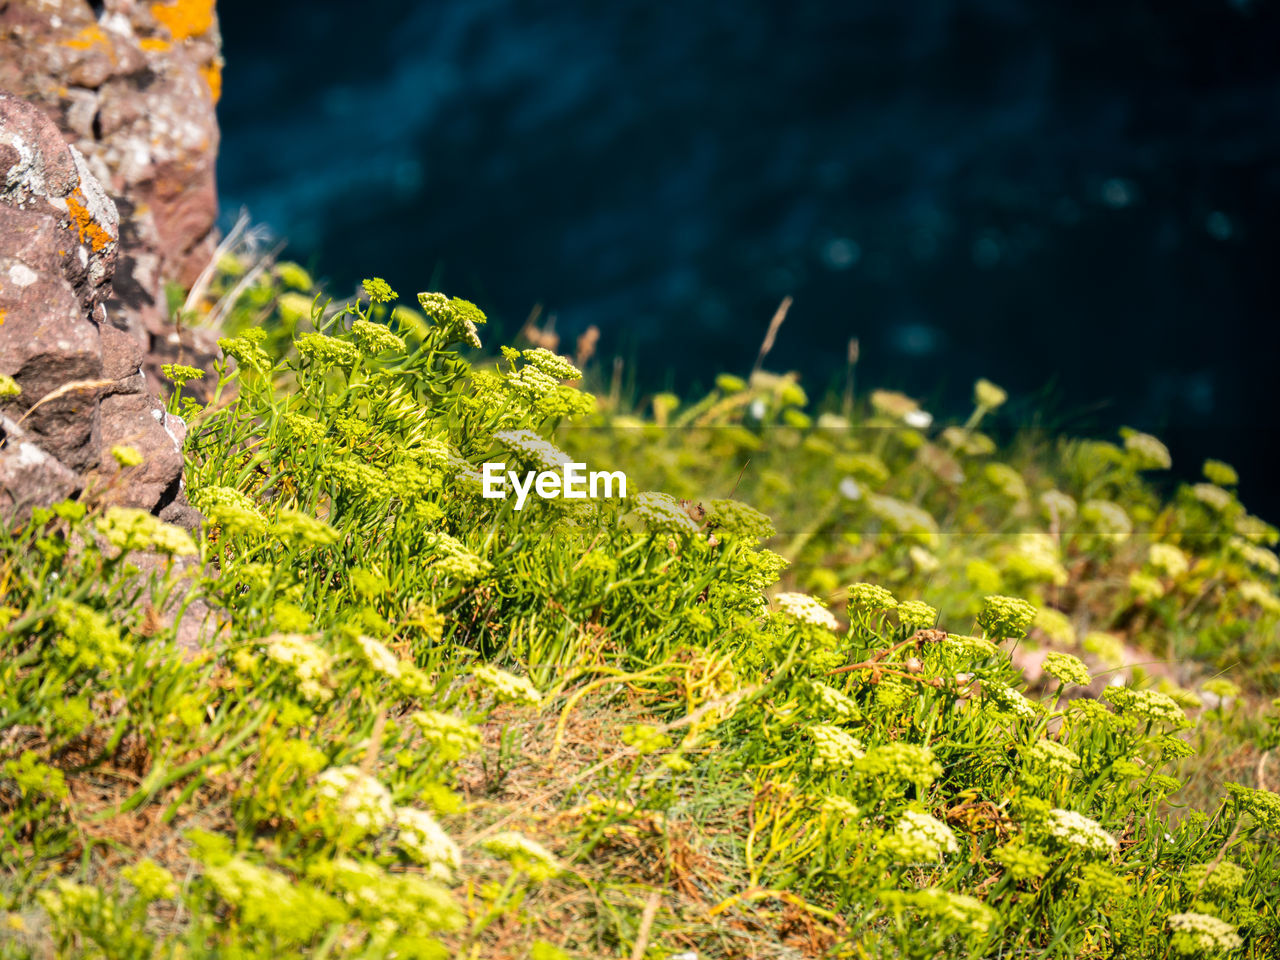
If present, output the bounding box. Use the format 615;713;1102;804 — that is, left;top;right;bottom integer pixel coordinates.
0;91;190;519
0;0;224;372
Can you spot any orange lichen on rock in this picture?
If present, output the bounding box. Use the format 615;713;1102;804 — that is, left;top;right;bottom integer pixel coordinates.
62;24;112;52
199;60;223;103
150;0;216;43
65;193;116;253
139;37;172;53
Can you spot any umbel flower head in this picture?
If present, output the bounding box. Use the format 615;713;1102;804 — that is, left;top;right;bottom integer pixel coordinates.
775;592;840;631
1166;913;1243;956
897;599;938;630
494;428;573;471
472;664;542;707
881;808;960;862
809;724;865;769
263;633;333;703
1023;739;1080;778
314;766;394;835
1043;652;1091;687
1122;429;1172;470
483;831;561;881
350;319;405;356
362;277;398;303
394;807;461;881
1042;808;1117;857
847;582;898;614
418;291;486;348
976;595;1037;640
630;491;701;536
974;378;1008;410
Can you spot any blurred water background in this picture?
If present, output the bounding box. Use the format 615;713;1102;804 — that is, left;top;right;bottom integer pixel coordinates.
214;0;1280;517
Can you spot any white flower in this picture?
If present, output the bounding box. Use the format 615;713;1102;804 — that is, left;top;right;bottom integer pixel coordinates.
315;766;394;834
394;807;461;881
904;409;933;430
838;476;863;501
1044;808;1116;857
775;592;840;631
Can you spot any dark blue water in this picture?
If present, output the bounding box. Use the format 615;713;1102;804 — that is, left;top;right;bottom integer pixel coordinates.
215;0;1280;517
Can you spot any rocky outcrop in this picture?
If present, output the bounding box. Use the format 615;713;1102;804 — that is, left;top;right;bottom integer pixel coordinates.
0;92;191;521
0;0;223;373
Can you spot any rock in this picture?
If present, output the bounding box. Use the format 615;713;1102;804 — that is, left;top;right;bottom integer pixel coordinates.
0;416;81;511
0;0;224;370
0;90;191;517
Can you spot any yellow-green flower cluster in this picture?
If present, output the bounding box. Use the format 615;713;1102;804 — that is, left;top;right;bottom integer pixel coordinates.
122;859;178;901
1182;861;1246;900
984;680;1038;719
809;724;865;769
202;854;345;944
857;742;942;790
630;491;700;536
806;680;861;720
162;363;205;386
984;462;1028;501
1043;808;1116;857
50;600;131;672
94;507;196;556
883;887;998;937
295;332;361;369
1203;459;1238;487
273;508;338;547
1191;483;1235;513
362;277;398;303
417;291;485;348
110;444;144;467
410;710;482;761
1123;430;1172;470
493;428;573;470
354;634;402;679
706;498;775;540
394;807;461;881
1104;686;1187;727
472;663;542;707
1023;739;1080;778
306;856;462;934
976;595;1037;639
883;808;959;861
1043;651;1091;687
896;599;937;630
315;766;394;834
193;485;268;538
993;839;1051;882
1166;912;1243;956
775;592;840;631
1148;543;1190;578
351;319;405;355
974;378;1007;410
1081;499;1133;538
483;831;561;881
847;582;898;613
0;373;21;397
867;494;940;543
521;347;581;381
424;531;490;580
263;633;333;702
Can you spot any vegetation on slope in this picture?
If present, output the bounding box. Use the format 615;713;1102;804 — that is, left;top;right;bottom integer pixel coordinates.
2;261;1279;958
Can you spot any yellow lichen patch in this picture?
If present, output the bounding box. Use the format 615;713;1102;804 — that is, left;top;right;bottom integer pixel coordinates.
0;309;7;327
139;37;172;53
150;0;215;43
199;60;223;103
62;24;111;51
65;193;115;253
